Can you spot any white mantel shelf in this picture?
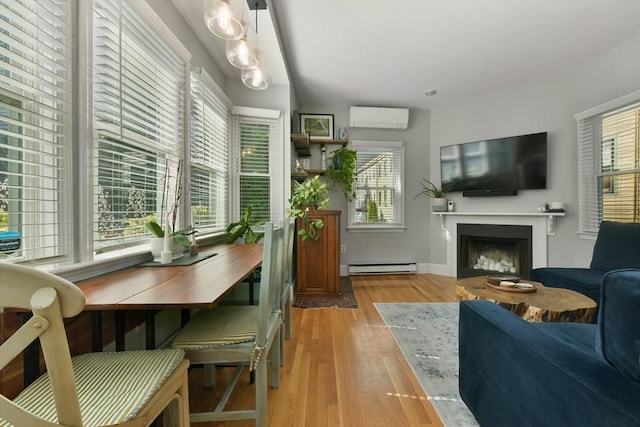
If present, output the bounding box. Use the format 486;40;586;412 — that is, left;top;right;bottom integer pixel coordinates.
433;211;565;235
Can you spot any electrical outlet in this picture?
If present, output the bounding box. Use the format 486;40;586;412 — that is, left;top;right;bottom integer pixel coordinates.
340;244;346;253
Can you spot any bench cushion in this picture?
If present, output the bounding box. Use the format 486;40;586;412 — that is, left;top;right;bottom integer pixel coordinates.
0;349;185;427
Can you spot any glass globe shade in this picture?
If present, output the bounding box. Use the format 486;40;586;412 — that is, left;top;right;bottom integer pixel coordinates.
226;37;259;70
204;0;246;40
242;64;270;90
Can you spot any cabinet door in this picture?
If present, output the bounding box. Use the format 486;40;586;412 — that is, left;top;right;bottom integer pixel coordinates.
296;211;340;296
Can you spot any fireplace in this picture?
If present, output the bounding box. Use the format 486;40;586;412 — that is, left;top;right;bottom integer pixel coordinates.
457;223;532;278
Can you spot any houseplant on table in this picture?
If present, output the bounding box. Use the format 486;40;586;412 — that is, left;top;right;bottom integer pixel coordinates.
226;205;264;244
288;175;330;240
413;178;454;212
145;159;192;261
325;147;357;201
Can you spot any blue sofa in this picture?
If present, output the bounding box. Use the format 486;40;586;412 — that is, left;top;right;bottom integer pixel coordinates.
530;221;640;307
459;269;640;427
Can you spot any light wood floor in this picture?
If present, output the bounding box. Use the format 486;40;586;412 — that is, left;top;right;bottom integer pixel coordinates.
187;273;459;426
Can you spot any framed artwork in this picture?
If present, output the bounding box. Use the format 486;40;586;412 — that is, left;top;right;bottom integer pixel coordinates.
300;113;334;140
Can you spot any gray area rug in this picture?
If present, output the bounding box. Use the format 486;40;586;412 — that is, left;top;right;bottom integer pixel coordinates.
374;302;479;427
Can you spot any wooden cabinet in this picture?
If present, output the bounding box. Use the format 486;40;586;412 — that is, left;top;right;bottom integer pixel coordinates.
295;210;340;297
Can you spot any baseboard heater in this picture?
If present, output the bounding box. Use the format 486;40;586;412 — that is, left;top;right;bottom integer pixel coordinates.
348;262;417;275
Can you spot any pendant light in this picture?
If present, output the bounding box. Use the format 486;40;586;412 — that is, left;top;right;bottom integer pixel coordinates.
242;53;270;90
225;28;259;69
203;0;246;40
240;2;270;89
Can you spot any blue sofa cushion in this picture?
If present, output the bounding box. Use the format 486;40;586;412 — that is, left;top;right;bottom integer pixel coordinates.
590;221;640;271
530;267;603;303
459;301;640;426
596;269;640;381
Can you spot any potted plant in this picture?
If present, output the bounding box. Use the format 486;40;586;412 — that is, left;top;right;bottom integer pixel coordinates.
325;147;357;201
288;176;330;240
145;160;193;260
226;205;264;244
413;178;454;212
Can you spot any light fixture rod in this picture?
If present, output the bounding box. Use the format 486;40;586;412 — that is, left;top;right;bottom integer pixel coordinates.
246;0;266;10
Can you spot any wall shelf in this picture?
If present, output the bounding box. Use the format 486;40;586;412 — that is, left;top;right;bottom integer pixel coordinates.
291;169;327;181
291;134;348;157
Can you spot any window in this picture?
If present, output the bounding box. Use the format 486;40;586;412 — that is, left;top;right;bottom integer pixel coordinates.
231;107;284;224
348;140;405;230
0;0;73;262
92;0;189;255
190;70;230;235
576;92;640;234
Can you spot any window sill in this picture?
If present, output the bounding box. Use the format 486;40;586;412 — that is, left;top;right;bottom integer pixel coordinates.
346;225;407;232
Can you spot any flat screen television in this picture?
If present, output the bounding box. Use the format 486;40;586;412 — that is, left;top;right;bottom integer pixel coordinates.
440;132;547;195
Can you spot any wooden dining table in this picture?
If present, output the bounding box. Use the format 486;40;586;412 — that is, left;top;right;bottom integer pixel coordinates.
21;243;263;387
79;243;264;350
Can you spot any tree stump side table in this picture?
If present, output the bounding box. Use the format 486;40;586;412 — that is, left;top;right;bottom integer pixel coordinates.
456;276;597;323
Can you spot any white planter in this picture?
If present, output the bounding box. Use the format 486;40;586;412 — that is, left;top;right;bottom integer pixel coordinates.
150;237;186;262
431;197;448;212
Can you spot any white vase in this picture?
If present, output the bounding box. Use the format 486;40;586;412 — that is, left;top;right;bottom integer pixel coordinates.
150;237;186;262
431;198;448;212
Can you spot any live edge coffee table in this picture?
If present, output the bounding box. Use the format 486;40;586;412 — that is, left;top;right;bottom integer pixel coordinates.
456;276;597;323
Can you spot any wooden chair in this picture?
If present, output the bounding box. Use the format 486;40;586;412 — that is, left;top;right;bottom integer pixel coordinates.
0;263;190;427
280;217;296;365
171;221;283;425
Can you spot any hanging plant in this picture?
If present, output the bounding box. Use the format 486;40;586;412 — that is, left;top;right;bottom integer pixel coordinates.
326;147;357;201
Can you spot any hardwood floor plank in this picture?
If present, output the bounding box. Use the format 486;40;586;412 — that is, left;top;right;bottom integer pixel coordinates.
186;273;458;426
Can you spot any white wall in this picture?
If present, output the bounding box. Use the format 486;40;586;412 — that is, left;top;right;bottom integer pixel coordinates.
298;105;432;271
429;34;640;270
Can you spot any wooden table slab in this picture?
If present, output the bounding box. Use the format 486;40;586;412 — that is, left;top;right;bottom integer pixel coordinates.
456;276;597;323
80;244;263;310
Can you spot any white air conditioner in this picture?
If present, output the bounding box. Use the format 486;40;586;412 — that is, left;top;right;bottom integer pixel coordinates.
349;106;409;130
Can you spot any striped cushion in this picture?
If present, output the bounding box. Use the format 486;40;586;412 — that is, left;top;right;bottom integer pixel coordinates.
172;305;258;350
0;349;184;427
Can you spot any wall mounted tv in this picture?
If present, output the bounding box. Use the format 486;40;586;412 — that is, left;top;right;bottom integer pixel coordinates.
440;132;547;197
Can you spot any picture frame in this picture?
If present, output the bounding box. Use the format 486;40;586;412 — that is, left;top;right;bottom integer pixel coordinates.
300;113;334;140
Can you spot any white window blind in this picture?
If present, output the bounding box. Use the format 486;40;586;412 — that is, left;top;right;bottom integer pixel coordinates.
92;0;187;254
0;0;72;262
576;92;640;234
348;140;405;229
190;70;230;235
231;107;283;224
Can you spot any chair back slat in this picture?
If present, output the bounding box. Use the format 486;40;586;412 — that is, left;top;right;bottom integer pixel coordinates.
0;264;84;426
0;263;86;317
256;222;284;347
283;218;296;287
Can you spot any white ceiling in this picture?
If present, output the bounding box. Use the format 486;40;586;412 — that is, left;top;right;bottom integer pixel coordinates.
175;0;640;109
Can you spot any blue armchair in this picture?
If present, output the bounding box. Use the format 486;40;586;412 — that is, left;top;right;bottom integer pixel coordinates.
530;221;640;308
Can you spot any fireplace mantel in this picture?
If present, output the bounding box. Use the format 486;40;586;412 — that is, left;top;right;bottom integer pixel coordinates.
435;211;565;277
434;211;565;235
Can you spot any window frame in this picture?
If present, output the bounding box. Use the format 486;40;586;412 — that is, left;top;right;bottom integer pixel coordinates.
88;0;192;260
0;0;74;264
575;90;640;237
347;140;406;232
230;107;284;224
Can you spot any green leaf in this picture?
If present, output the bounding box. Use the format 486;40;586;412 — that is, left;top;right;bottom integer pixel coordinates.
145;221;164;237
173;233;190;248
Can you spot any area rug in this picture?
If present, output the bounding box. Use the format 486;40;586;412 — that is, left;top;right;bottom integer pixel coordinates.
293;276;358;308
374;302;479;427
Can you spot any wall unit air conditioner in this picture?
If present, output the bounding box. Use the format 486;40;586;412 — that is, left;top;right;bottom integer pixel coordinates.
349;106;409;130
